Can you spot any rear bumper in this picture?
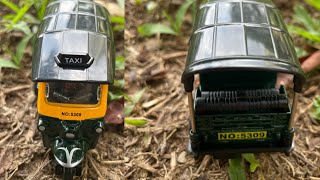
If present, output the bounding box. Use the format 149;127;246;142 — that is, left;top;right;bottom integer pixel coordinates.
189;142;293;159
189;129;294;159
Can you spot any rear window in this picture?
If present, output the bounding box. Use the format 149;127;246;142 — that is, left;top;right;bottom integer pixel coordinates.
46;82;101;105
41;1;110;35
55;14;76;30
77;15;96;32
39;17;56;33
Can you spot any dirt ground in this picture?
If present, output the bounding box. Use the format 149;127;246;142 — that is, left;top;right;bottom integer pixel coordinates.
1;0;320;180
124;0;320;179
0;1;126;180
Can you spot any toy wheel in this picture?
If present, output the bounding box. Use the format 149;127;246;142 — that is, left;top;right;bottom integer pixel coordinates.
62;167;74;180
285;140;294;156
75;165;82;176
55;164;63;176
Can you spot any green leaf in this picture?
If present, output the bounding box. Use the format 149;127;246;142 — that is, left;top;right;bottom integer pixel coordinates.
191;0;197;25
0;0;20;13
311;96;320;120
11;21;32;35
15;34;33;65
163;11;175;29
135;0;142;5
113;24;125;32
125;118;149;126
108;91;125;101
114;79;125;88
295;47;308;58
293;5;320;31
174;0;195;32
124;88;146;116
146;1;157;13
306;0;320;11
0;58;19;69
116;56;125;70
228;157;246;180
37;0;48;19
24;14;40;24
143;132;152;147
243;153;260;173
3;14;15;21
137;23;177;37
130;88;146;103
4;48;17;63
7;2;34;28
288;25;320;42
111;16;125;24
124;103;135;116
116;0;124;9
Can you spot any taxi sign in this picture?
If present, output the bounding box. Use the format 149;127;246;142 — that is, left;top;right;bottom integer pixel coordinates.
55;53;93;68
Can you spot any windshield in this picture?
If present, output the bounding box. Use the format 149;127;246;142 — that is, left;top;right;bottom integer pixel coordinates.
46;82;101;104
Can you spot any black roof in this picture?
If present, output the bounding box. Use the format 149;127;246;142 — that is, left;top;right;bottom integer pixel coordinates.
32;0;115;84
182;0;305;92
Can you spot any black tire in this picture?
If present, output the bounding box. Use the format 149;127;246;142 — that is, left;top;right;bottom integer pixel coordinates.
55;164;63;176
63;168;74;180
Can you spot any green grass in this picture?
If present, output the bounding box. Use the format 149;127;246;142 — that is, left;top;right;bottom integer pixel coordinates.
0;0;47;69
137;0;196;37
288;1;320;55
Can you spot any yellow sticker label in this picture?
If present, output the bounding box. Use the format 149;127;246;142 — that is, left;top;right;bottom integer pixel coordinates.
218;131;267;140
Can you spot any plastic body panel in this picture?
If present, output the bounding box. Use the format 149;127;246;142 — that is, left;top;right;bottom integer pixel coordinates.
181;0;305;92
37;82;108;121
190;86;294;158
32;1;115;177
182;0;305;158
38;116;103;166
32;0;115;84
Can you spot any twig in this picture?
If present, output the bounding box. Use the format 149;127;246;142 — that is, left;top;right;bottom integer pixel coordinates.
170;151;177;170
124;136;140;148
162;51;188;60
279;156;295;177
160;132;167;156
292;151;316;169
124;169;136;179
0;122;21;146
134;161;158;174
132;152;159;165
166;129;177;141
101;158;129;165
25;150;51;180
3;85;31;94
0;93;36;146
196;155;211;174
7;168;18;180
88;155;104;179
145;90;179;115
142;96;166;109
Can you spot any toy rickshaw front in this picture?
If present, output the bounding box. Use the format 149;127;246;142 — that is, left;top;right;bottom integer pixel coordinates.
32;0;115;179
182;0;306;158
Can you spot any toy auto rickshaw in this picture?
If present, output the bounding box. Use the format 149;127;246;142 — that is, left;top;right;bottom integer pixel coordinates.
182;0;306;158
32;0;114;179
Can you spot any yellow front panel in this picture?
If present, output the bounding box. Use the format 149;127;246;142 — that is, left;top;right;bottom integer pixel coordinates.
37;82;108;121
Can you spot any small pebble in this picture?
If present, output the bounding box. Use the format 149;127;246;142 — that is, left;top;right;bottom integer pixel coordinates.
177;151;187;164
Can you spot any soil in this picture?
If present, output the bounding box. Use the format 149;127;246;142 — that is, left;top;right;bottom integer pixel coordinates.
0;1;126;180
123;0;320;180
1;0;320;180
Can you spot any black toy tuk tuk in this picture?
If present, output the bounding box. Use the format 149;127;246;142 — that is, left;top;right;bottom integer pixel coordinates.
32;0;115;179
182;0;306;158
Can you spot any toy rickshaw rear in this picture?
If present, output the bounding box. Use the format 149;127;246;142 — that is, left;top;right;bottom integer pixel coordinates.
32;0;115;179
182;0;306;158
